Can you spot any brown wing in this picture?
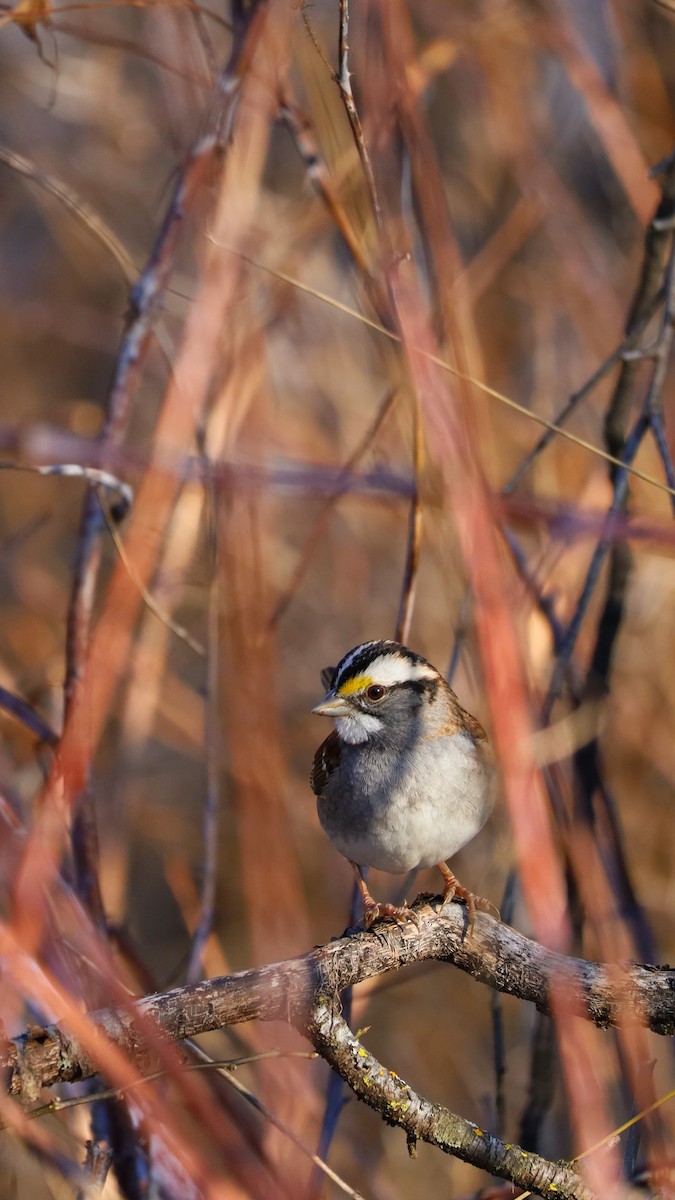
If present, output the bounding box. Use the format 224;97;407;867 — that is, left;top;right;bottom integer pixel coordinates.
310;730;341;796
435;686;489;744
462;708;488;742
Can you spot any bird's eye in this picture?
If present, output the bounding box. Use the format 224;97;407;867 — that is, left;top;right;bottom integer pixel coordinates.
365;684;385;702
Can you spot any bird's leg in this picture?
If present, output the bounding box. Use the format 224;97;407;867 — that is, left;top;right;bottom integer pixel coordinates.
437;862;500;937
349;862;421;929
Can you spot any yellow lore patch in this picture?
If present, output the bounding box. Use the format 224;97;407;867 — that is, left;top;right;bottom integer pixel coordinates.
338;674;373;696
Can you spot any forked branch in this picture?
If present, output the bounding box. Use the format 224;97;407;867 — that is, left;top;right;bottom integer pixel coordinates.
3;901;673;1197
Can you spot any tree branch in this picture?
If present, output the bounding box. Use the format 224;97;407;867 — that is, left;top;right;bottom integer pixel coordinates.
3;901;673;1198
5;900;674;1102
308;995;593;1200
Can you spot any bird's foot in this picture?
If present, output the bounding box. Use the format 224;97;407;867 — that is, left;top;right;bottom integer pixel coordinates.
362;897;421;930
349;860;422;929
437;864;499;938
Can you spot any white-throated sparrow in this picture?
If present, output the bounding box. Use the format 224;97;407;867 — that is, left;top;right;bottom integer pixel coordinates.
311;639;497;931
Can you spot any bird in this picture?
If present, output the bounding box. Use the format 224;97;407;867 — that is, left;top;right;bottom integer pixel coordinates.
310;639;498;932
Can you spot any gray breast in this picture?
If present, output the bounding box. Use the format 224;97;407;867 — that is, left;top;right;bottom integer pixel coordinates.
318;731;494;874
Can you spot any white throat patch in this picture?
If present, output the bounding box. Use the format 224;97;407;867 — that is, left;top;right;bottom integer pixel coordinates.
336;711;383;745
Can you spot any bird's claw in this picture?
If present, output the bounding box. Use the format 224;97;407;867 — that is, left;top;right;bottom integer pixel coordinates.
363;899;421;929
476;896;501;921
439;869;500;939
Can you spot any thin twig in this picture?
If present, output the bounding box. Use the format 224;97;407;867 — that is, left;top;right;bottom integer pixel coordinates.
0;144;136;284
394;396;424;644
502;320;657;496
187;1043;364;1200
186;441;220;984
99;495;206;657
519;1013;558;1152
301;4;334;76
0;461;132;518
280;90;371;277
446;586;472;684
336;0;384;231
17;1052;315;1127
501;527;567;659
0;686;58;745
491;873;517;1140
544;412;649;717
269;389;399;629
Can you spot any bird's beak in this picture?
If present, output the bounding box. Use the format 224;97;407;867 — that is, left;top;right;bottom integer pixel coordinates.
311;690;352;717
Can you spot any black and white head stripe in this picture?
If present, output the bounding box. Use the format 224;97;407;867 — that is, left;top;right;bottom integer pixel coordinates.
334;640;438;695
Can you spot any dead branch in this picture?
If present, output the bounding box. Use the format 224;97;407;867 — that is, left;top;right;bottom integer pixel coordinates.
7;902;674;1096
8;899;670;1195
308;996;593;1200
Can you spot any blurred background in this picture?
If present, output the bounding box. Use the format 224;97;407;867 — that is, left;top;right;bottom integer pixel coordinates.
0;0;674;1196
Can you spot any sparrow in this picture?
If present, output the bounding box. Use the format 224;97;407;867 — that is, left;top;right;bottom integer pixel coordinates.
310;639;497;931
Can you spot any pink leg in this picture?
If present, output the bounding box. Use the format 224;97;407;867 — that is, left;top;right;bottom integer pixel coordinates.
350;862;421;929
437;862;499;937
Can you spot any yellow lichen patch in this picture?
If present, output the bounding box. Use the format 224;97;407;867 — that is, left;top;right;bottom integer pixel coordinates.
338;674;373;696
